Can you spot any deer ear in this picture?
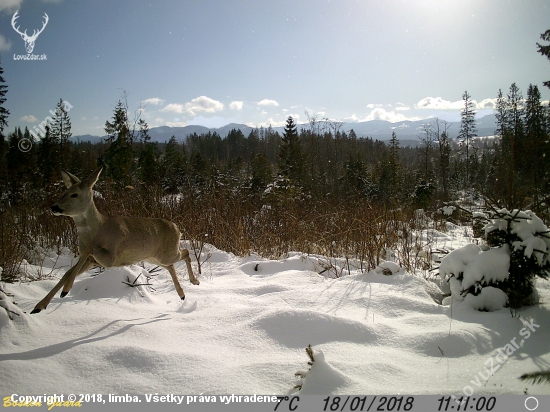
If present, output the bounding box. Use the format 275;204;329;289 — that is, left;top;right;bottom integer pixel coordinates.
82;167;103;188
61;169;81;188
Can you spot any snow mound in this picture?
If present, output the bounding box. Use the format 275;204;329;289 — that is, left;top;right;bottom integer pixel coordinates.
0;287;26;329
296;350;351;394
374;261;403;275
69;266;154;302
441;205;456;216
240;253;317;276
463;287;508;312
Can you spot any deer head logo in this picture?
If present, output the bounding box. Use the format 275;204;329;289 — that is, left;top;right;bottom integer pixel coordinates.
11;11;49;54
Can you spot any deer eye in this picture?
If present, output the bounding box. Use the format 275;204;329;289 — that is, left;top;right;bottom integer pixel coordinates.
70;193;78;198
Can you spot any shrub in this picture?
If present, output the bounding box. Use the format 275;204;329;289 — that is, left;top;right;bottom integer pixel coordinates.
439;209;550;309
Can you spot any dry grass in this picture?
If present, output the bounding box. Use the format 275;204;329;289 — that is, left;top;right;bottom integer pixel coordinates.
0;182;441;283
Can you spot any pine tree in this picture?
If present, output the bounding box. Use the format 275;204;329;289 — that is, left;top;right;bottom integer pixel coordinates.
49;98;72;169
278;116;304;184
458;91;477;186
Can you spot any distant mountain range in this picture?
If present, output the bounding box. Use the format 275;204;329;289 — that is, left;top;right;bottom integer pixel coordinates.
71;114;497;146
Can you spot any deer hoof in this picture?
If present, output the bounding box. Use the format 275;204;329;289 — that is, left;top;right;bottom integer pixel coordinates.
180;295;185;301
60;291;68;298
30;307;42;314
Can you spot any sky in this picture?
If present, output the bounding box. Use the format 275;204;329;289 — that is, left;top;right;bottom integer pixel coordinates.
0;0;549;137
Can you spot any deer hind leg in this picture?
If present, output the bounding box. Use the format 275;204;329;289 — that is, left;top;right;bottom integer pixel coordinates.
31;253;93;314
162;264;186;300
181;248;200;285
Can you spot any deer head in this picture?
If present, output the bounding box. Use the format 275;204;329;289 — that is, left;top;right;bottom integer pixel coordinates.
51;168;102;217
11;11;49;54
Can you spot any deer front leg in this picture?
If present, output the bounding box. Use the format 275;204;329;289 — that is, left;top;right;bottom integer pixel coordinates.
31;252;92;314
60;259;95;297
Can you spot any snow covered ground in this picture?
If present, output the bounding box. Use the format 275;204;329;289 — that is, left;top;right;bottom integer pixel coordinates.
1;228;550;396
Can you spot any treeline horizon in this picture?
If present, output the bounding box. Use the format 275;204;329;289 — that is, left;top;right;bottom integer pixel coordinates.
1;81;550;217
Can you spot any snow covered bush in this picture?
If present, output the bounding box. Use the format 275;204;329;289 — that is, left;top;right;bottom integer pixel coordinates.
439;244;511;311
484;209;550;307
439;209;550;310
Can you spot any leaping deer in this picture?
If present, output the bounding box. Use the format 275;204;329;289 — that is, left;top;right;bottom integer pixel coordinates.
31;167;199;314
11;11;49;54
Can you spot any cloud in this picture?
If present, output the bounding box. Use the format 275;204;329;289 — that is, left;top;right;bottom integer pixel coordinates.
255;118;287;128
166;121;188;127
161;96;224;117
20;115;38;122
229;101;243;110
365;108;421;123
141;97;165;106
161;103;185;114
343;114;364;123
258;99;279;107
416;96;500;111
477;98;497;109
415;97;464;110
366;103;384;109
0;0;22;13
0;35;11;52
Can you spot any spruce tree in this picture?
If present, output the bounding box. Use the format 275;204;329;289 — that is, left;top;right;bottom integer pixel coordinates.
162;135;187;193
0;57;8;133
49;98;72;169
0;57;9;192
457;91;477;186
7;128;37;200
494;89;513;204
278;116;304;184
536;29;550;89
388;131;400;190
507;83;525;170
104;100;134;184
135;119;160;186
524;84;548;208
250;153;273;193
342;154;368;197
38;125;61;187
